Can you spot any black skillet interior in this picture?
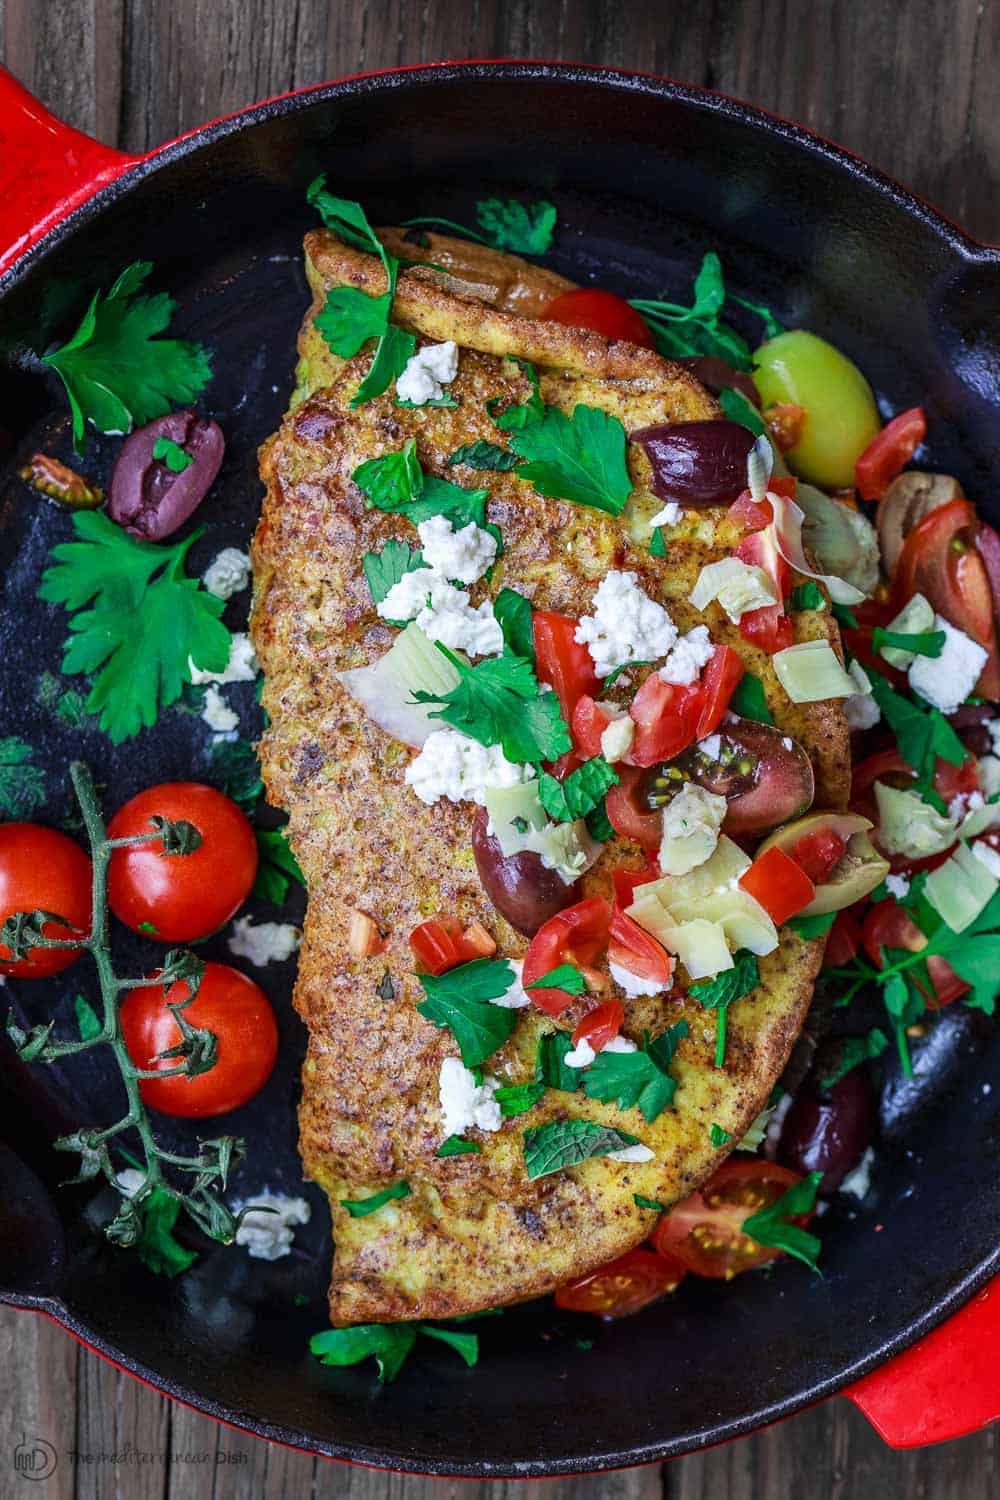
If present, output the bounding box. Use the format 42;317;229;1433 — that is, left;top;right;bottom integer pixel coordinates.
0;64;998;1475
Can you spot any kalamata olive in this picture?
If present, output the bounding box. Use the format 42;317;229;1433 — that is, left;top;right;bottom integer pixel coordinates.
645;717;814;837
948;701;995;757
677;356;761;408
109;411;224;541
632;420;756;508
779;1052;875;1193
471;808;581;936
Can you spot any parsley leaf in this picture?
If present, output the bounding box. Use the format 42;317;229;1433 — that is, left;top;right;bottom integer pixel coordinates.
42;261;212;450
523;1119;641;1179
719;386;767;435
741;1169;824;1273
414;646;571;765
535;1031;582;1092
208;737;263;813
538;757;618;821
0;737;46;818
37;512;230;744
311;1323;418;1383
790;581;826;612
476;197;557;254
816;1030;889;1090
728;671;774;726
629;253;782;372
447;440;521;471
688;950;760;1068
130;1182;198;1278
418;1324;480;1366
339;1181;410;1218
494;1080;546;1117
491;358;545;432
437;1135;481;1157
353;442;495;540
36;671;94;729
866;670;967;807
253;827;305;905
416;958;518;1066
789;909;837;940
492;587;535;662
306;179;386;257
585;800;614;842
353;321;416;408
872;627;946;658
832;602;859;629
362;540;425;616
582;1021;688;1123
315;284;394;357
525;964;588;997
152;436;193;472
710;1123;733;1147
509;404;632;515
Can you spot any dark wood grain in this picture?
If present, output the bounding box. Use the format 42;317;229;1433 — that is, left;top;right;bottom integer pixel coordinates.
1;1;998;1496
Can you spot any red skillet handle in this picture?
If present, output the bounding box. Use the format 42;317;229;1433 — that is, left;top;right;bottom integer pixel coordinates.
844;1275;1000;1446
0;67;140;278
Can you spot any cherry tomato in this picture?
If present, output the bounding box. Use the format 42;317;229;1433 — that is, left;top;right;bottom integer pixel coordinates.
861;899;968;1008
694;645;744;740
532;611;603;730
652;1161;811;1278
735;524;793;654
892;498;1000;699
607;907;674;988
121;961;278;1118
571;695;614;759
739;845;815;924
555;1246;685;1316
629;675;703;767
606;766;662;850
0;824;91;978
542;289;656;349
572;999;625;1051
822;905;863;968
789;827;846;886
611;864;660;911
107;784;258;942
855;406;926;502
522;896;611;1015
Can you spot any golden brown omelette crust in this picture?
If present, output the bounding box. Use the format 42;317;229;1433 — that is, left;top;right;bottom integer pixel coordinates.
252;230;852;1325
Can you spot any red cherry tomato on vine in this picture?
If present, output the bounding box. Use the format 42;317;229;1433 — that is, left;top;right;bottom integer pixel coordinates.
0;823;91;978
652;1161;811;1279
542;289;656;348
555;1247;686;1317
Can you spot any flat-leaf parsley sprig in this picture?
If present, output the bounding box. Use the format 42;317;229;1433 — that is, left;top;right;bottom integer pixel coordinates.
629;252;783;372
2;762;244;1269
402;197;557;256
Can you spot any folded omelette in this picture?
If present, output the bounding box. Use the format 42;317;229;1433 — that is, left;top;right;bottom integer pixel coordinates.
251;226;851;1325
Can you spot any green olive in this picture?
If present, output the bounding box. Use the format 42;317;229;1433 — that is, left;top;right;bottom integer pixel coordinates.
753;330;882;491
758;811;889;916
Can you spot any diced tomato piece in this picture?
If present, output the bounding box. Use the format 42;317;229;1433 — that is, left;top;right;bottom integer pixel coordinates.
856;406;926;501
862;899;968;1008
612;864;660;910
629;674;703;767
542;288;657;348
789;827;846;886
736;526;791;599
522;896;612;1015
739;845;816;925
554;1247;685;1317
764;403;806;452
607;907;674;989
728;489;774;532
533;610;603;726
606;766;663;850
459;921;497;959
734;525;793;655
572;999;625;1051
694;645;744;740
739;604;795;654
571;694;614;759
409;918;465;975
653;1161;811;1278
822;905;863;968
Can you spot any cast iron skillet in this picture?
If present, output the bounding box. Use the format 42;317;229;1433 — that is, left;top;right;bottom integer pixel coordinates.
0;62;997;1474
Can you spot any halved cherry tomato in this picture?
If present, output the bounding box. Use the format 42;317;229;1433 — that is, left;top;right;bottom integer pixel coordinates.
764;402;806;452
735;526;793;654
861;898;968;1008
653;1161;811;1279
855;406;926;502
0;823;92;979
629;675;703;767
739;845;815;925
571;695;614;759
533;610;603;731
606;766;662;850
789;827;846;886
891;497;1000;699
522;896;612;1015
572;999;625;1051
612;864;660;910
542;288;656;349
694;645;744;740
607;907;674;989
822;905;863;968
409;916;489;974
554;1247;685;1317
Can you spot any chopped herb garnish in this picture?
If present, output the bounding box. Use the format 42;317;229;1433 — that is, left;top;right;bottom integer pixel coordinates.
508;403;633;516
710;1123;733;1147
535;1031;583;1092
494;1080;546;1117
310;1315;484;1382
376;970;396;1003
538;756;619;822
74;994;102;1042
447;440;521;471
585;800;615;843
436;1134;480;1157
523;1119;641;1180
817;1030;889;1090
719;386;767;435
397;392;459;410
525;964;588;997
208;737;264;813
416;958;518;1066
649;528;668;558
0;737;46;819
688;950;760;1068
41;261;212;450
152;436;193;472
728;672;775;726
253;826;305;905
634;1194;667;1212
832;602;858;629
37;513;230;744
414;645;571;765
583;1022;689;1123
872;626;946;659
789;909;838;940
741;1170;824;1273
339;1181;410;1218
137;920;158;936
492;587;535;663
629;253;783;372
476;197;557;254
353;440;496;544
790;581;826;612
866;669;967;810
489;357;545;432
36;670;94;729
362;540;425;618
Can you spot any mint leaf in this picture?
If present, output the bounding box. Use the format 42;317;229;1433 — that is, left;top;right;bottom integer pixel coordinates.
492;587;535;663
728;672;774;726
447;440;521;471
253;827;305;905
476;197;556;254
790;581;826;612
437;1135;481;1157
494;1080;546;1117
535;1031;582;1092
362;540;425;615
741;1169;823;1273
0;737;46;818
585;800;614;842
509;404;632;515
310;1323;417;1383
525;964;588;997
523;1119;640;1179
689;950;759;1068
538;756;618;822
582;1021;688;1123
152;436;193;472
339;1181;410;1218
416;959;518;1066
789;910;837;940
872;627;946;659
414;646;571;765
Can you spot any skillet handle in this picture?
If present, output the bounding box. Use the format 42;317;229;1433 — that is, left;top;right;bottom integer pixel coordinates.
0;67;140;278
844;1276;1000;1446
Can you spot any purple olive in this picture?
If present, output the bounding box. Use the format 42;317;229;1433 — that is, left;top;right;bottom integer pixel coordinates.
948;701;995;758
678;357;762;409
109;411;224;540
471;808;581;936
632;420;756;508
645;718;814;837
779;1057;875;1193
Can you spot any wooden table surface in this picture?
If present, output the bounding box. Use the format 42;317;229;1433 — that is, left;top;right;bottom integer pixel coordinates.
1;1;998;1496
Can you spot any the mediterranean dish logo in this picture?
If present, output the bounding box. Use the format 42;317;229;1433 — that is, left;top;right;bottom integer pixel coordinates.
13;1434;57;1481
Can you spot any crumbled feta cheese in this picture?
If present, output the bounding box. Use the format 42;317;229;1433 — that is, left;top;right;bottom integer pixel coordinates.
649;500;681;528
438;1057;501;1135
658;626;715;685
698;733;722;760
659;783;728;876
564;1038;597;1069
609;959;668;997
884;873;911;900
839;1147;875;1201
233;1192;312;1261
602;1035;639;1054
201;684;239;739
396;340;459;405
575;570;678;677
190;631;258;685
949;790;983;821
227;915;301;966
973;841;1000;879
203;547;252;600
416;514;497;586
491;958;532;1009
689;557;776;623
606;1143;655;1163
600;712;635;763
379;570;503;656
405;728;534;806
908;615;988;714
378;566;439;622
116;1168;146;1197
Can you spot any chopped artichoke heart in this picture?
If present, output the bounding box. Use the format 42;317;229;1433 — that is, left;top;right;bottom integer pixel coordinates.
641;835;751;910
658;783;728;876
879;592;934;669
773;640;857;703
484;782;548;856
665;890;778;956
654;917;734;981
523;819;602;886
924;842;998;933
689;557;777;623
338;623;464;747
874;781;958;859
